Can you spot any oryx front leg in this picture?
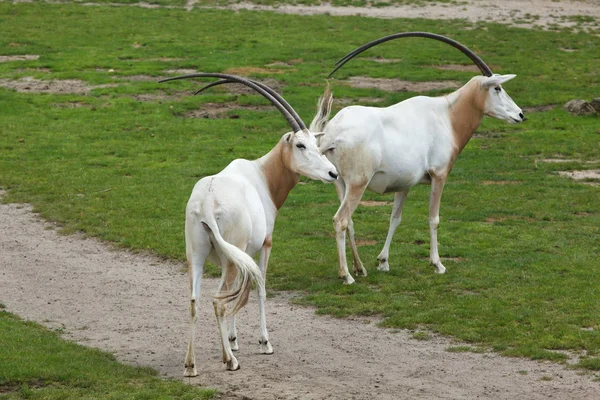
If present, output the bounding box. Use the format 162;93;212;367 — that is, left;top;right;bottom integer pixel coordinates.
377;190;408;272
334;180;367;278
347;218;367;277
333;180;368;284
429;177;447;274
257;241;273;355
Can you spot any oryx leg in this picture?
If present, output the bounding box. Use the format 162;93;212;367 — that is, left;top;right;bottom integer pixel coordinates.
333;179;368;284
334;179;367;278
257;238;274;354
227;314;238;351
429;176;447;274
183;221;211;377
214;262;240;370
377;189;409;272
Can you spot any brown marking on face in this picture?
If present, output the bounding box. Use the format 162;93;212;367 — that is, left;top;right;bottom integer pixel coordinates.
448;77;487;160
260;137;300;209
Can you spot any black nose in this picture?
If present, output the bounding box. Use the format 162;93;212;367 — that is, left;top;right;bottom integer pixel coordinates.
328;171;338;179
519;112;524;119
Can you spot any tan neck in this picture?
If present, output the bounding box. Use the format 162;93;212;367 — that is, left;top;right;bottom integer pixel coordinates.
447;79;486;157
258;140;300;210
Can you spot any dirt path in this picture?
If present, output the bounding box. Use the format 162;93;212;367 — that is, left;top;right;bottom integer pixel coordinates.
1;199;600;399
211;0;599;31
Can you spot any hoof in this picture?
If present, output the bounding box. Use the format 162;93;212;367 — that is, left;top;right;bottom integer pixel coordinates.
433;264;447;274
226;358;240;371
354;266;368;277
377;260;390;272
259;340;274;355
341;275;355;285
183;365;198;377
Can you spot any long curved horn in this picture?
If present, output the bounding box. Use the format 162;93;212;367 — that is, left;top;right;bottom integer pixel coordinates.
329;32;493;78
193;78;307;131
159;73;302;132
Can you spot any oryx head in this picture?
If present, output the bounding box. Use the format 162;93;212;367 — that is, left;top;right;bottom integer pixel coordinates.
480;74;524;124
159;72;338;183
282;129;337;183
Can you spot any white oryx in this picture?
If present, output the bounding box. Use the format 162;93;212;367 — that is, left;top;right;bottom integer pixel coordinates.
160;73;338;374
311;32;525;284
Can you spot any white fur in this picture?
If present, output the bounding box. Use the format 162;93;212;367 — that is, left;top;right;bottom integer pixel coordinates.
184;129;337;375
311;74;523;284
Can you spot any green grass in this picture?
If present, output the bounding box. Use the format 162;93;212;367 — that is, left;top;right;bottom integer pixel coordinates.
0;0;599;382
0;311;214;399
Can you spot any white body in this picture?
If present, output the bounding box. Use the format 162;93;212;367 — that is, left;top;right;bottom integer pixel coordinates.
312;75;524;284
184;130;337;375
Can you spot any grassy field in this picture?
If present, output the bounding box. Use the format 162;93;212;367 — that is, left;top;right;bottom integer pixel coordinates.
0;1;599;395
0;308;215;399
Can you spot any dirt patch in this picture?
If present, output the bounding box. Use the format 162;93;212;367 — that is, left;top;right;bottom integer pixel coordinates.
52;101;93;108
368;57;402;64
184;102;272;119
558;170;600;186
219;1;600;33
522;104;557;113
0;77;116;95
335;97;384;106
0;54;39;62
481;180;521;185
355;240;377;246
223;66;289;75
117;75;158;82
434;64;482;73
164;68;198;75
2;198;600;400
485;216;537;224
360;200;391;207
266;59;303;67
132;90;191;102
345;76;461;92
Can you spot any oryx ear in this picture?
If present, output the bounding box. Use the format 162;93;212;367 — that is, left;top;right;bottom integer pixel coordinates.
314;132;325;139
481;74;517;89
282;132;293;143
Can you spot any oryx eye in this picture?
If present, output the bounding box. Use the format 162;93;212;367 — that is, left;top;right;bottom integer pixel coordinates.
296;143;306;150
494;87;502;93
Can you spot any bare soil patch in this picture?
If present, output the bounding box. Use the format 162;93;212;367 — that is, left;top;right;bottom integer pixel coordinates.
221;1;600;32
2;199;600;400
223;66;289;75
368;57;402;63
355;239;377;246
523;104;558;113
434;64;482;73
345;76;461;92
132;90;190;102
184;102;272;119
360;200;391;207
0;54;39;62
0;77;116;95
335;97;384;106
558;169;600;186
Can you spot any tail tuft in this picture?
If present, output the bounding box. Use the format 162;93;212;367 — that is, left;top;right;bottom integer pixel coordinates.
202;219;265;316
309;81;333;133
